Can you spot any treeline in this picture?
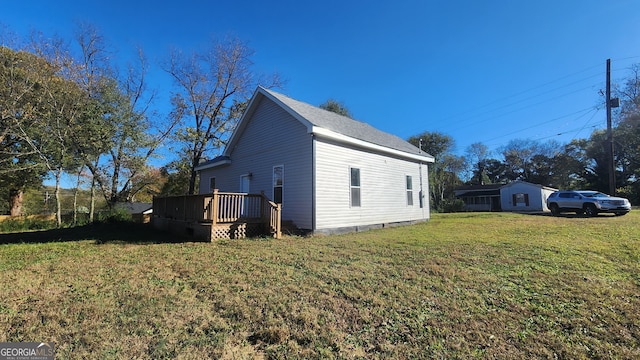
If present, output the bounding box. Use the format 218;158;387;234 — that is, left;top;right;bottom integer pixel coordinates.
2;23;638;222
0;23;280;226
410;65;640;211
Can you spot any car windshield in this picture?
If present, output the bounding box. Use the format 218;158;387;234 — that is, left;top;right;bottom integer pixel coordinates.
580;192;608;198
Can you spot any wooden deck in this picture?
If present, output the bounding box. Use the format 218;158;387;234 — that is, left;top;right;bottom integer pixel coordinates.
152;190;281;240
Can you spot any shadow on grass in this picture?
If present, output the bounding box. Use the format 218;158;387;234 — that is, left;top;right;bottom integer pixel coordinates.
0;222;198;245
526;211;620;218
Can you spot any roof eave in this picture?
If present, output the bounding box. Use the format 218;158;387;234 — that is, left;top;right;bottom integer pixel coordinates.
312;126;435;163
194;159;232;172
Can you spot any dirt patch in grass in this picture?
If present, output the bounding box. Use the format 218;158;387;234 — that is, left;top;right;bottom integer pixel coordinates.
1;212;639;358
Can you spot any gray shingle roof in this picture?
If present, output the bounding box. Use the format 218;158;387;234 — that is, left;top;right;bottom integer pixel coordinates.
262;88;430;157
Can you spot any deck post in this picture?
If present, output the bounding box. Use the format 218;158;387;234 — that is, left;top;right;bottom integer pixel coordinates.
275;203;282;239
210;189;219;241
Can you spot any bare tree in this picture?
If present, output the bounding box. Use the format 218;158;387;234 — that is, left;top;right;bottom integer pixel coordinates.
464;142;490;184
73;24;178;210
164;37;282;194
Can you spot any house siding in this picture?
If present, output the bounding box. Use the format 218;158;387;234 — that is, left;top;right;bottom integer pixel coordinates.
500;181;556;212
314;138;429;231
198;97;314;229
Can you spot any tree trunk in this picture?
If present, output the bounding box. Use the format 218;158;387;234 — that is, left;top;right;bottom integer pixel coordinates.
188;168;197;195
89;176;96;223
9;189;23;217
54;168;62;227
73;167;83;225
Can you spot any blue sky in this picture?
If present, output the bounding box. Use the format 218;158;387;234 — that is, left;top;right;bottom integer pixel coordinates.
2;0;640;160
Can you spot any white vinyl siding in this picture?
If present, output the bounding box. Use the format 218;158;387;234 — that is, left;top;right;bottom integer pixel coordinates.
499;181;557;212
314;138;429;230
198;97;313;229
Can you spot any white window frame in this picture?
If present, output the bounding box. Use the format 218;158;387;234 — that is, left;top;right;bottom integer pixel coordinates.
350;167;361;207
406;175;413;206
273;165;284;204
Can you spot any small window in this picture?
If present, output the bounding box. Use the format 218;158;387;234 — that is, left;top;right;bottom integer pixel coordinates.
513;193;530;206
406;175;413;206
209;177;216;192
350;167;361;207
273;165;284;203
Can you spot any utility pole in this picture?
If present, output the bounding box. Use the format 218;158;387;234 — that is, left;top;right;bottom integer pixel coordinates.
606;59;620;195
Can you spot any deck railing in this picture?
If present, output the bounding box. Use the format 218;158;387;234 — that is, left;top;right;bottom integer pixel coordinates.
152;190;281;239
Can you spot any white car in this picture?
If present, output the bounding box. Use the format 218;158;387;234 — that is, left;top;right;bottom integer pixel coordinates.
546;190;631;216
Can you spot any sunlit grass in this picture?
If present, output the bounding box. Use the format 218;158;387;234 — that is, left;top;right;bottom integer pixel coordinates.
1;212;638;358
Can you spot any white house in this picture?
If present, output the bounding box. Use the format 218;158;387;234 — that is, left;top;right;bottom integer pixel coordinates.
455;181;557;212
499;181;557;212
195;87;435;234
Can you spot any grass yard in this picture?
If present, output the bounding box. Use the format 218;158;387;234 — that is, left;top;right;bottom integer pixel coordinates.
0;212;639;359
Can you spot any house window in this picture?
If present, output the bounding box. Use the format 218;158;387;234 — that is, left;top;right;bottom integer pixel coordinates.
209;177;216;192
273;165;284;203
350;167;361;207
406;175;413;206
513;193;530;206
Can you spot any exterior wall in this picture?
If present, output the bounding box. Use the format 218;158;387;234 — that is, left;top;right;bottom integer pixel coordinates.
198;97;314;229
314;138;429;232
500;182;555;212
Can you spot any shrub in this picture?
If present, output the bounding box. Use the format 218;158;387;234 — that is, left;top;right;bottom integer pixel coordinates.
0;217;56;233
96;207;133;224
439;198;465;213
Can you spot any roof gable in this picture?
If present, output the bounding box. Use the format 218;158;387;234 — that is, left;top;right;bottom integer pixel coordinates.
223;87;434;164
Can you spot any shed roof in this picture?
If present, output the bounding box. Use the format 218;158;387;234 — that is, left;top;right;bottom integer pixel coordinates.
115;202;153;214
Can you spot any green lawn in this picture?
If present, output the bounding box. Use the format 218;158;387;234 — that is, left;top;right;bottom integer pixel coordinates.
1;212;638;359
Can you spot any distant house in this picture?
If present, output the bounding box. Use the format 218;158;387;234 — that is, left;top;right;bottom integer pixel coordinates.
455;181;557;212
195;87;435;234
115;202;153;223
454;184;503;212
499;181;557;212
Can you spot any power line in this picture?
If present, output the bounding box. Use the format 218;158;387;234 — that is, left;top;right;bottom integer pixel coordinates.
439;62;604;125
482;106;597;146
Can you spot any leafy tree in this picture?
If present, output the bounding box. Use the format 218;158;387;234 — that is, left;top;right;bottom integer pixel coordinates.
464;142;490;184
319;99;353;118
164;37;282;194
478;159;507;184
408;131;464;211
0;46;50;215
612;64;640;203
22;35;87;226
71;25;176;208
159;158;192;196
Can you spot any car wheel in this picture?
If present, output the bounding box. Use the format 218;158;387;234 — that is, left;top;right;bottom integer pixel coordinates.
584;203;598;217
549;203;559;216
